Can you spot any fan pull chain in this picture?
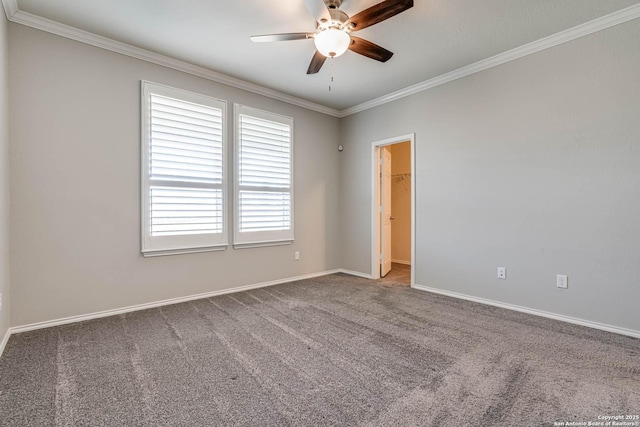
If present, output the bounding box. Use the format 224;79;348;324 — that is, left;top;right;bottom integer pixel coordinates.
329;58;334;92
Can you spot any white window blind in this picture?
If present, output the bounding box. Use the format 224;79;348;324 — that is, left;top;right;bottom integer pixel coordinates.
142;81;227;256
235;105;294;247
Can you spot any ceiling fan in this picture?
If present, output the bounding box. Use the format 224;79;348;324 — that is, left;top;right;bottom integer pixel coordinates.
251;0;414;74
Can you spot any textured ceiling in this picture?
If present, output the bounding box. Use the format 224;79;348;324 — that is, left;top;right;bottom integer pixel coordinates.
14;0;640;110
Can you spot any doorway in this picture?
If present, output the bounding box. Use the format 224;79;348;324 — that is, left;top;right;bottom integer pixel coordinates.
371;134;415;286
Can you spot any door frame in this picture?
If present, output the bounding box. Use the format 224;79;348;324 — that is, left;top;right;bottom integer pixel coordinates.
371;133;416;285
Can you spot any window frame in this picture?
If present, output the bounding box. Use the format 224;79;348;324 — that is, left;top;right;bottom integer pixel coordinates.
141;81;228;257
233;104;294;248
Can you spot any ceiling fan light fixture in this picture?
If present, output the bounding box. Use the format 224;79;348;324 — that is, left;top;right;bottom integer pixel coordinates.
314;28;350;58
251;0;414;74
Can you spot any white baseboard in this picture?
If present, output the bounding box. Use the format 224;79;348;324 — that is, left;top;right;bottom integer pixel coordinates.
0;328;10;358
8;269;341;336
339;269;373;279
391;259;411;266
6;271;635;359
412;284;640;339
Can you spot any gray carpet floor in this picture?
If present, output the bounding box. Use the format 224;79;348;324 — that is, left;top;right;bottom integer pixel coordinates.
1;273;639;426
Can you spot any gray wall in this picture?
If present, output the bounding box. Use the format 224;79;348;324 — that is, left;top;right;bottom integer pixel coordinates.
0;14;9;340
6;17;640;334
9;24;341;326
339;20;640;332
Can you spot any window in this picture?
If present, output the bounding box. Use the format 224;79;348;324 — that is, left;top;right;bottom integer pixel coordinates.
234;105;294;247
141;81;227;256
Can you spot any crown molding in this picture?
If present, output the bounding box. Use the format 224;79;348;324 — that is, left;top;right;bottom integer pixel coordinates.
4;7;342;118
1;0;17;20
3;0;640;118
339;3;640;117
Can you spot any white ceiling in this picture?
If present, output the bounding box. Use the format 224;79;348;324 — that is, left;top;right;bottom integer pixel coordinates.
10;0;640;111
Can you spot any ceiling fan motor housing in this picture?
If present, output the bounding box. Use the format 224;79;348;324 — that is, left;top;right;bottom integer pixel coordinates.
317;8;349;29
324;0;343;10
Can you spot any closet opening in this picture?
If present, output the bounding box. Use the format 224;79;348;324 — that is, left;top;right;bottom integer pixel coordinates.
371;134;415;286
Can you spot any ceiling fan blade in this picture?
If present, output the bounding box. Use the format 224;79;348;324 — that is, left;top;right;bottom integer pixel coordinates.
303;0;332;24
250;33;313;42
307;50;327;74
349;36;393;62
347;0;413;31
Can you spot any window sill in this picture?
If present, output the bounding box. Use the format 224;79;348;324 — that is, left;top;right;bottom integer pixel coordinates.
233;240;293;250
142;244;228;257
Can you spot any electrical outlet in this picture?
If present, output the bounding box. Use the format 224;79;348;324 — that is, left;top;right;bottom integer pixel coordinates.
294;251;300;261
557;274;568;289
497;267;506;280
